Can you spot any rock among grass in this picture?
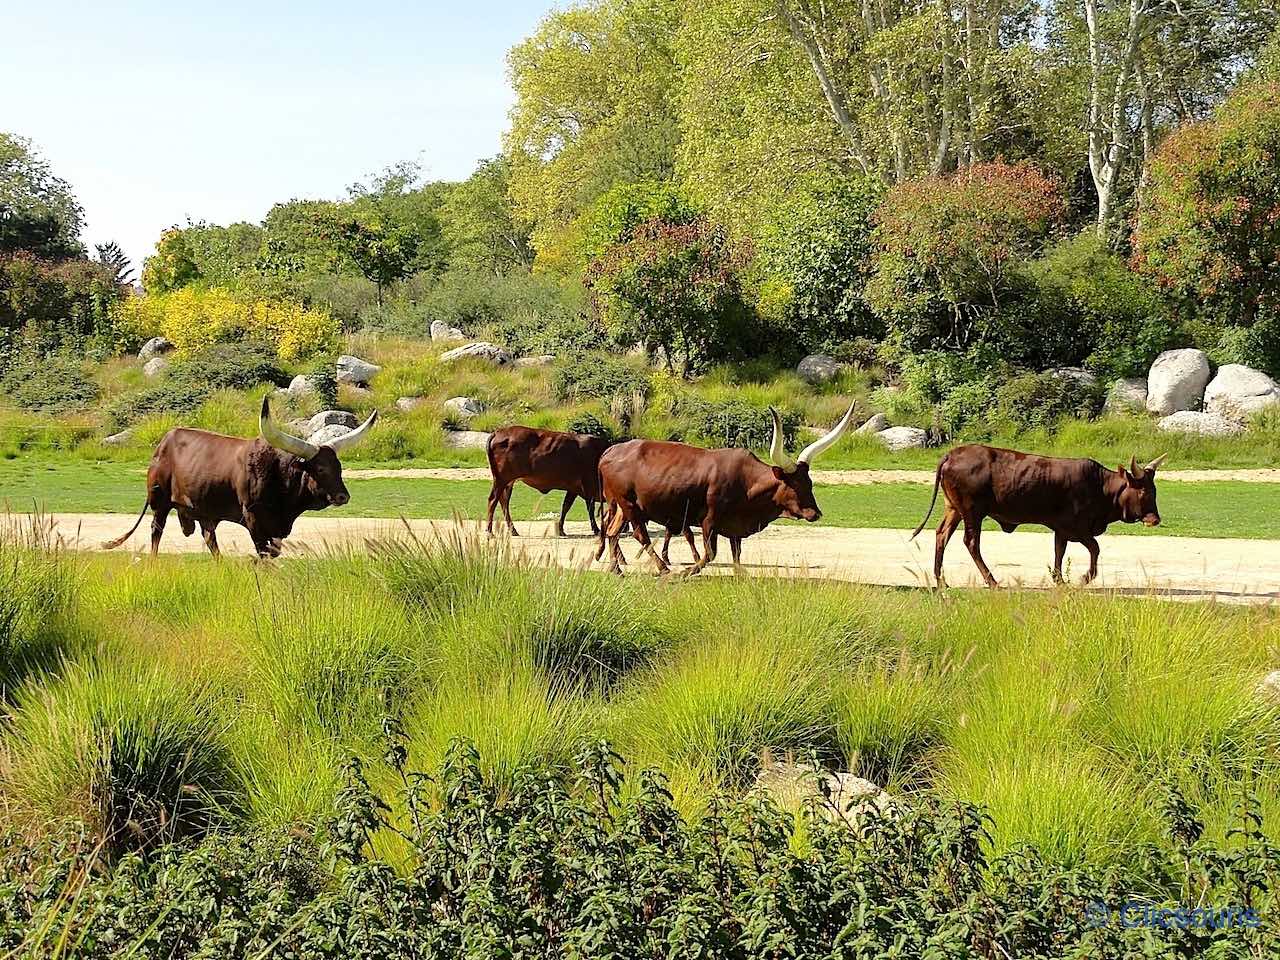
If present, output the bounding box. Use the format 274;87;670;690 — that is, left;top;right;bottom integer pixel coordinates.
444;396;484;421
515;355;555;367
430;319;466;342
1256;670;1280;704
1156;410;1243;436
142;356;169;377
856;412;889;434
797;354;841;385
1104;377;1148;414
440;342;511;366
287;373;320;398
876;425;927;450
754;757;894;826
443;429;492;449
309;424;354;446
138;336;174;362
1203;364;1280;421
336;354;381;386
102;428;134;446
1146;348;1210;415
1050;366;1098;388
307;410;358;434
396;396;426;413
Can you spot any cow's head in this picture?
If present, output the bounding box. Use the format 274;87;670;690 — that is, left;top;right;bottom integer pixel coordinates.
1115;454;1166;526
259;397;378;508
766;403;857;522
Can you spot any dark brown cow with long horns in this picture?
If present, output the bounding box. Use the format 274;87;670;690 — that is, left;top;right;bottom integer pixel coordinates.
485;426;611;537
596;403;856;574
103;396;376;557
911;444;1167;588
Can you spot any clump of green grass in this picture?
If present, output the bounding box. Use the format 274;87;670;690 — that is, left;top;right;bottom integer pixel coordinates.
1;656;242;856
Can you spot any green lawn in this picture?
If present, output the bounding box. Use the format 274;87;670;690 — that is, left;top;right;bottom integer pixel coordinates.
4;455;1279;538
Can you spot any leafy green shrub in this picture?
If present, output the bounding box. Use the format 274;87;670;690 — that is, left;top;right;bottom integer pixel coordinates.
565;411;616;441
673;396;801;449
416;268;586;355
0;352;99;412
553;351;650;402
990;371;1105;433
1194;316;1280;377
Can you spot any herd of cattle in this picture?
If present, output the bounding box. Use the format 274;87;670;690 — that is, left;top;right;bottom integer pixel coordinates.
104;395;1168;588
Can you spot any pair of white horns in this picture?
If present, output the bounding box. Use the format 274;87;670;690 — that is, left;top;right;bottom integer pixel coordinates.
768;401;857;472
259;396;377;459
1127;453;1168;479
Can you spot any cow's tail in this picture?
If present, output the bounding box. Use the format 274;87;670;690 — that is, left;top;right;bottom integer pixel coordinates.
485;431;498;476
910;458;946;541
102;496;151;549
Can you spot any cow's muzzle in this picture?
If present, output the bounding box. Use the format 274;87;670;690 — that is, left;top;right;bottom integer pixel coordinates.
332;492;350;507
1142;514;1160;527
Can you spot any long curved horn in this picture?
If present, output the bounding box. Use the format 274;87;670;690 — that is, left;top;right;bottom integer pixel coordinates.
326;409;378;454
1129;454;1144;480
797;401;856;465
260;396;319;459
1144;453;1168;473
768;407;796;472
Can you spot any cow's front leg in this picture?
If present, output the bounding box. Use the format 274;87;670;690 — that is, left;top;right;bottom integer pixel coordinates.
1052;532;1068;584
200;521;221;558
961;514;998;588
1079;537;1101;585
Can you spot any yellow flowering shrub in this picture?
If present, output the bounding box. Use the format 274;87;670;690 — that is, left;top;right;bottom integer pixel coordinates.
113;286;338;363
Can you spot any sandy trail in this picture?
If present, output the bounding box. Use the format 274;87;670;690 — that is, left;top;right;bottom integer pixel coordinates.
341;467;1280;485
50;512;1280;603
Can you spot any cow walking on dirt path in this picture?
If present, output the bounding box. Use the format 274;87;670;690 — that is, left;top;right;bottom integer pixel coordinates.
486;426;610;538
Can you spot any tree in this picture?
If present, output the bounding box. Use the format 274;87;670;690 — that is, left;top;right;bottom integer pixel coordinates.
440;156;533;275
505;0;682;264
94;242;134;286
586;216;751;374
866;160;1065;350
1133;82;1280;328
141;228;200;294
0;133;84;258
331;217;421;305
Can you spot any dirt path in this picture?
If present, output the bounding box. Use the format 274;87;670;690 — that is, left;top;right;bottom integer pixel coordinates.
342;467;1280;485
53;513;1280;602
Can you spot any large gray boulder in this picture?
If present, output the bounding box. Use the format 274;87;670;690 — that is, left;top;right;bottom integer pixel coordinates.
336;355;381;386
1157;410;1243;436
287;374;319;399
138;336;175;362
876;426;928;451
307;410;358;435
797;354;842;385
856;412;890;434
143;357;169;378
1146;349;1210;415
1104;377;1148;414
430;319;466;343
443;396;484;421
1203;364;1280;421
309;423;353;447
439;342;511;366
754;758;894;827
442;429;492;449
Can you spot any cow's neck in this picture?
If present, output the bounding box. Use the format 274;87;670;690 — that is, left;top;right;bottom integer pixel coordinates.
277;453;325;516
1100;466;1129;525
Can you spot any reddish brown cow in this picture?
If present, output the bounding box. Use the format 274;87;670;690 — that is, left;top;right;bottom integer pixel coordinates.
911;444;1167;588
104;397;376;558
596;404;856;574
486;426;611;537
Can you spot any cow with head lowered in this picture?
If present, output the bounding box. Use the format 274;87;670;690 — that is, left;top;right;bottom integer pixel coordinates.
911;443;1167;588
596;403;856;574
103;396;376;558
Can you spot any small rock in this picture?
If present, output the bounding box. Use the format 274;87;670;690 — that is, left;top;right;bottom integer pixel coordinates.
1147;348;1211;415
430;319;466;342
439;342;511;366
515;355;556;367
1257;670;1280;704
309;423;355;447
143;357;169;377
307;410;359;434
138;336;175;362
1050;366;1098;388
443;396;484;421
287;374;319;398
336;355;381;386
797;354;841;386
876;426;928;450
856;412;890;434
396;396;427;413
1203;364;1280;421
102;429;134;446
442;429;492;449
1156;410;1244;436
754;758;894;827
1104;377;1149;414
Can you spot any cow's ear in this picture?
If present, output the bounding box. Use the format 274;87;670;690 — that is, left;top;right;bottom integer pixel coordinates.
1117;464;1136;484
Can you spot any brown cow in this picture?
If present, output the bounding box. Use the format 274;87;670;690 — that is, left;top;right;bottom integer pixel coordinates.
911;444;1167;588
596;403;856;574
485;426;611;537
104;396;376;558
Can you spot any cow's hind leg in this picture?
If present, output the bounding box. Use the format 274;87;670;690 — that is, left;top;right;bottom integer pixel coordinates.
149;492;172;557
200;521;221;558
1079;536;1101;585
557;491;576;538
1052;532;1068;584
586;498;600;536
729;537;740;567
486;479;503;536
627;515;669;574
660;528;674;566
933;505;962;587
961;512;998;588
499;482;518;536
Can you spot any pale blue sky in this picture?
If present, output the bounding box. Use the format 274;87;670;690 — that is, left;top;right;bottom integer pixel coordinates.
3;1;554;270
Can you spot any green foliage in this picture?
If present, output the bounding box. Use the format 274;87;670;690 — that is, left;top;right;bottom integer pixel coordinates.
989;371;1105;434
1134;82;1280;330
0;132;84;259
552;351;651;402
565;410;617;441
0;352;100;413
578;178;697;262
0;253;123;352
671;396;802;449
440;155;533;274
